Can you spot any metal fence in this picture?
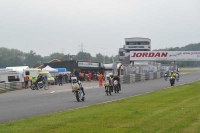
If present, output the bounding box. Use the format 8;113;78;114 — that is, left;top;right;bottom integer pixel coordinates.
120;71;165;84
0;81;25;91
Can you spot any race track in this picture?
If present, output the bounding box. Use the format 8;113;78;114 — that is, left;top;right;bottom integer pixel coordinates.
0;71;200;123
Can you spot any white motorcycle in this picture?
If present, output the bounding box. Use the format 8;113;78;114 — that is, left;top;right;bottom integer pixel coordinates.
71;79;85;102
113;80;119;93
164;73;168;81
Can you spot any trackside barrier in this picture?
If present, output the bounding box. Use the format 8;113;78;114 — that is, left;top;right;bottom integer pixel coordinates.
141;73;145;81
149;72;154;80
135;74;141;82
0;82;25;92
153;72;157;79
157;72;161;79
129;74;136;83
145;73;149;80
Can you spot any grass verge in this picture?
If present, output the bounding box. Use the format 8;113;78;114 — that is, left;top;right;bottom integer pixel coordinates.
1;81;200;133
180;67;200;73
0;90;7;94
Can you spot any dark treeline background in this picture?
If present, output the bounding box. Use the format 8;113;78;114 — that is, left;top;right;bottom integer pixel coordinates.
0;42;199;68
154;42;200;67
0;48;119;68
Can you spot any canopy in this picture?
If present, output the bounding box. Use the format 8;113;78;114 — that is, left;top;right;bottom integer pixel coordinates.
42;65;58;73
54;68;67;74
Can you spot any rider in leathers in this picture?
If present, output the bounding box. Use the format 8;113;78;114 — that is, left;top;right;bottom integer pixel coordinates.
169;71;176;78
168;71;176;83
112;75;121;91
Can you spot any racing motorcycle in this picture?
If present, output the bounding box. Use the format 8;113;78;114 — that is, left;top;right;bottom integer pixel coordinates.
169;76;175;86
164;73;168;81
30;79;49;90
113;80;119;93
72;82;85;102
175;74;180;82
104;80;112;95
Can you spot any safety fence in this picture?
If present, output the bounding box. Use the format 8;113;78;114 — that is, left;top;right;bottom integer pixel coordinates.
120;71;165;84
0;81;25;92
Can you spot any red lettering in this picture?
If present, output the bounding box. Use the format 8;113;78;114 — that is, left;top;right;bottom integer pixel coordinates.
131;52;168;57
137;53;142;57
154;53;160;57
149;53;154;57
161;52;168;57
142;53;148;57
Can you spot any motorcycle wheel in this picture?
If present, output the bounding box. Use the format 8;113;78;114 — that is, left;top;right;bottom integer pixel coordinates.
106;87;108;96
44;84;49;90
117;86;119;93
75;91;80;102
114;86;117;93
109;88;111;95
81;96;85;101
30;85;35;90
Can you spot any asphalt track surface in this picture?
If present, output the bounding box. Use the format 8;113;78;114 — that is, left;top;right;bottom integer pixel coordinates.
0;71;200;123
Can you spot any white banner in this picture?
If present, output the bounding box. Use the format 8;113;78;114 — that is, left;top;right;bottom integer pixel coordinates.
130;51;200;61
78;62;99;68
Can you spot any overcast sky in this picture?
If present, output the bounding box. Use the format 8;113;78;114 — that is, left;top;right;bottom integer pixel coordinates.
0;0;200;57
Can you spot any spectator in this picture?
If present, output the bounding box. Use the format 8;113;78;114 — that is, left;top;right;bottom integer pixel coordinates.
58;74;63;86
24;75;29;89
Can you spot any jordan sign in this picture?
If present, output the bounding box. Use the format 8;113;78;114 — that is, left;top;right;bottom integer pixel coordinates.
130;51;200;61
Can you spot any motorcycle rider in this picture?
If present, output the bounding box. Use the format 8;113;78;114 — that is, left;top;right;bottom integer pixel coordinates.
105;75;111;91
168;71;176;84
112;74;121;91
34;74;44;90
169;71;176;78
175;71;180;79
71;75;85;96
164;71;168;77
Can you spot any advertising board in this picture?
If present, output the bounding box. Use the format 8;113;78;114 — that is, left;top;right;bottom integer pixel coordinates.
130;51;200;61
78;62;99;68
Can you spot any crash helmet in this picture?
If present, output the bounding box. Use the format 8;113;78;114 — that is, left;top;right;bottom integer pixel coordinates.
106;75;110;80
71;76;77;83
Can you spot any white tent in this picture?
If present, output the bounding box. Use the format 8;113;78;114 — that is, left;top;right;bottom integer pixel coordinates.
42;65;58;72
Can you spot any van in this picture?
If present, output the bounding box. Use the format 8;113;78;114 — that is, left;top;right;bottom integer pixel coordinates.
23;68;55;85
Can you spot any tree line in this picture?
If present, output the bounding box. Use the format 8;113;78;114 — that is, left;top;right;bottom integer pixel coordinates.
0;48;119;68
0;42;199;68
154;42;200;67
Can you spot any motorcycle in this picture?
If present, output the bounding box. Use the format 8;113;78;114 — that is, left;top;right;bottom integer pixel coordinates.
72;82;85;102
169;76;175;86
164;74;168;81
30;80;49;90
113;80;119;93
176;74;180;82
104;80;112;95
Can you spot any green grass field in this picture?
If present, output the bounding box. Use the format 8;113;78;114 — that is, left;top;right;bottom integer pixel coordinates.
180;67;200;73
1;81;200;133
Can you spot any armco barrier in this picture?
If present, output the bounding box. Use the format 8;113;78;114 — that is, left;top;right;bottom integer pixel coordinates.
157;72;161;79
145;73;149;80
141;73;145;81
149;72;153;80
0;82;25;92
135;74;141;82
153;72;157;79
129;74;136;83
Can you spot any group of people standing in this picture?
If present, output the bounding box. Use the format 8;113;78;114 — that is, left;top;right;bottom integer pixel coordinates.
73;70;98;81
